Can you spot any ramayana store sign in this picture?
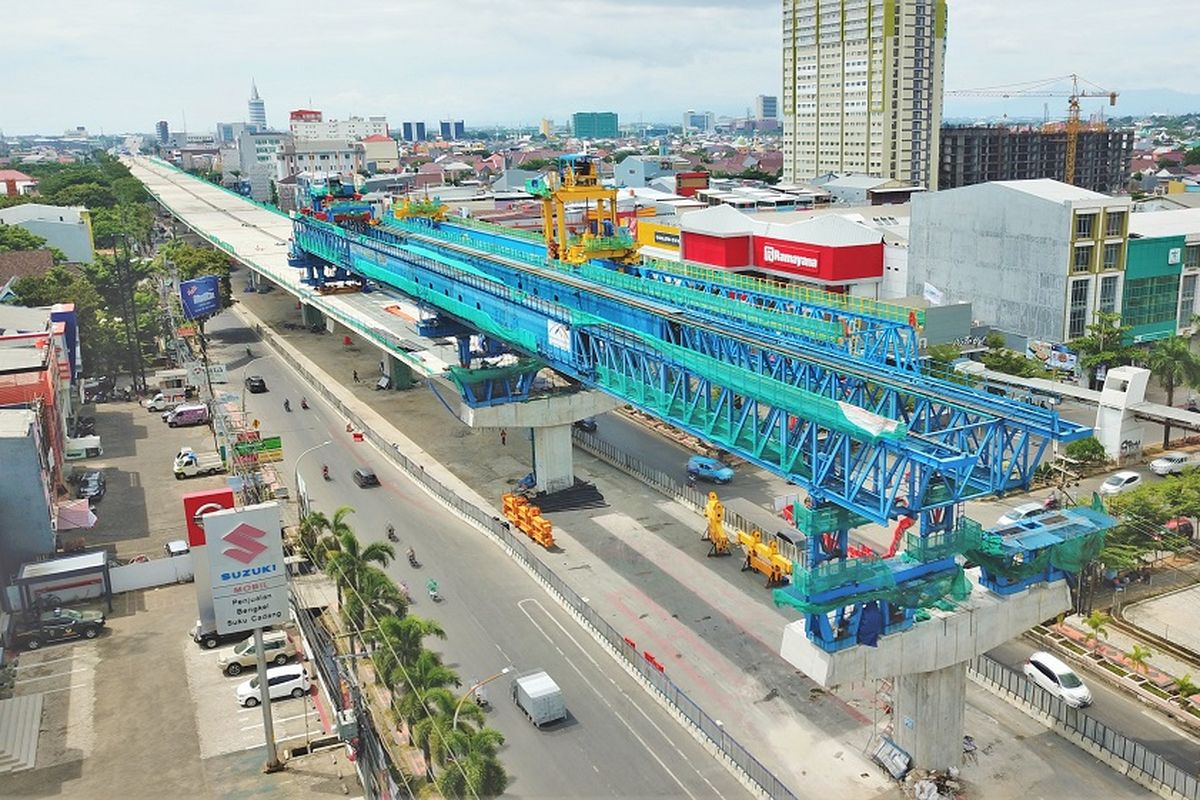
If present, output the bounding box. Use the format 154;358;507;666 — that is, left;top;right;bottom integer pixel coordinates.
754;238;822;274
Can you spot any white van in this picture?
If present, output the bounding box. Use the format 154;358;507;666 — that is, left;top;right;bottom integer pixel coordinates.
167;403;210;428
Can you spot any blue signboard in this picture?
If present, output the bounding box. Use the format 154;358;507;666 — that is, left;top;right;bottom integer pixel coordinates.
180;276;221;319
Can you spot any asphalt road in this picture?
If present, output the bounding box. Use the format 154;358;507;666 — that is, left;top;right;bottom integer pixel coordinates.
988;639;1200;773
208;312;748;800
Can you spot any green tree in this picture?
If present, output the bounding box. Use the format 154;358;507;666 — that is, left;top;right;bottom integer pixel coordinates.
1073;311;1137;389
436;727;508;799
314;506;356;561
1064;436;1108;465
159;240;234;310
926;343;961;372
1129;644;1153;674
1174;673;1200;706
412;686;485;770
324;526;395;607
391;649;460;729
1083;610;1110;649
1183;147;1200;167
341;566;408;652
1145;335;1200;446
10;265;123;374
47;182;117;209
297;510;331;564
373;615;446;690
0;225;49;252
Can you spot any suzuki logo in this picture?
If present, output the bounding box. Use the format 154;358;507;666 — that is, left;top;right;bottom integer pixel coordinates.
222;523;268;564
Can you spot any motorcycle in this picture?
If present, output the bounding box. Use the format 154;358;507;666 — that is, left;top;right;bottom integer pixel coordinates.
1043;492;1061;511
426;579;441;602
387;524;398;542
301;397;309;410
283;399;292;412
472;683;490;708
407;549;420;568
322;465;330;481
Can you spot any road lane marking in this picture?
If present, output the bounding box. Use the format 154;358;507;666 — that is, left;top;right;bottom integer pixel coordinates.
241;709;312;730
15;655;79;670
37;683;87;694
518;598;711;800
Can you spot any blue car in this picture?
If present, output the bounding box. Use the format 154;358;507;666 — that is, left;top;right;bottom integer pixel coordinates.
687;455;734;484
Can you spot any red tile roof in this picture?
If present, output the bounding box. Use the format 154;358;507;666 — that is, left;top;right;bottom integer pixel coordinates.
0;169;35;182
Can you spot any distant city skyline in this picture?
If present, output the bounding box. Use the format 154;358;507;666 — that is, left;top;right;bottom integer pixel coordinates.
1;0;1197;136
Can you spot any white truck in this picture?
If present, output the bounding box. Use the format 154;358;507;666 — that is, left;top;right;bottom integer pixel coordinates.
511;671;565;727
145;388;188;412
174;448;226;479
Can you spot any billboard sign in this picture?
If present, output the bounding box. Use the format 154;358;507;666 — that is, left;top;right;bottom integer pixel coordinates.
754;237;822;274
204;503;287;635
180;275;221;319
1025;340;1078;371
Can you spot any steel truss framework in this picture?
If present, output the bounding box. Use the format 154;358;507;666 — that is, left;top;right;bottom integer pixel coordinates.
291;216;1089;526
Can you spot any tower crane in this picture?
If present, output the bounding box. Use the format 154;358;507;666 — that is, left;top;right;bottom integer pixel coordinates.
946;73;1118;185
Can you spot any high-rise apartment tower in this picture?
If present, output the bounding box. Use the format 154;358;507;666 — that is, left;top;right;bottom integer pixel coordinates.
782;0;947;189
248;80;267;131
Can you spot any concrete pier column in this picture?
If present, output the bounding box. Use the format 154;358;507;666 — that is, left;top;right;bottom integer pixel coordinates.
386;353;415;391
300;302;323;328
532;424;575;493
893;662;967;771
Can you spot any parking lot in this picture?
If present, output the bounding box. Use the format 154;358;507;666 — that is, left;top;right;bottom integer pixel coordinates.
10;634;101;771
183;624;329;760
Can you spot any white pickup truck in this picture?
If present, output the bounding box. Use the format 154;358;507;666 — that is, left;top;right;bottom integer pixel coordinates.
1149;451;1200;476
174;447;226;479
145;389;188;412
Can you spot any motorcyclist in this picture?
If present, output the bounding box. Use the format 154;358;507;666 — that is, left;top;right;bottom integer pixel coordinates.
322;464;330;480
386;523;397;541
301;397;309;409
406;546;416;563
426;578;439;596
283;398;291;412
1044;489;1060;510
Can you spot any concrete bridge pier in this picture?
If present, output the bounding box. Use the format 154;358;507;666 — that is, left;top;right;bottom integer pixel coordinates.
458;389;623;494
893;663;967;769
300;302;324;329
385;352;415;390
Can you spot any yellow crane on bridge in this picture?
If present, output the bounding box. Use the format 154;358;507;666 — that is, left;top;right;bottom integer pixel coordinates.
946;73;1118;186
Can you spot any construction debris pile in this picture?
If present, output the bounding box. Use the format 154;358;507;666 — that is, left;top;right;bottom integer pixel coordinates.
904;767;967;800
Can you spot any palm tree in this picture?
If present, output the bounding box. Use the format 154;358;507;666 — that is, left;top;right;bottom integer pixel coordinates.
1146;336;1200;447
297;510;330;564
341;566;407;652
373;614;446;685
412;687;485;772
390;649;460;728
1083;610;1110;649
1129;644;1153;674
316;506;358;562
324;525;394;607
1173;673;1200;707
436;727;508;799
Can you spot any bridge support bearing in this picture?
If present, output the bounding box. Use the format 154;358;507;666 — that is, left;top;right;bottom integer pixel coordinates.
893;662;967;771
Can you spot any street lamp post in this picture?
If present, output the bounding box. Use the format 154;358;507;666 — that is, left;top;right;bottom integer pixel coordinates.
453;667;511;729
295;440;332;514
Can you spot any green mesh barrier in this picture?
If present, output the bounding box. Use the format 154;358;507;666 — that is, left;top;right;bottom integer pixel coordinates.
1047;531;1107;573
790;557;894;597
792;504;871;535
446;359;545;392
903;526;968;562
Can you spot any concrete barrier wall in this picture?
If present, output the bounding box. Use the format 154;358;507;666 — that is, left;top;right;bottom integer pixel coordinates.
109;554;194;593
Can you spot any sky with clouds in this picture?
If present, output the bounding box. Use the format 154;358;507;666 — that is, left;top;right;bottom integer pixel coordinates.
2;0;1194;135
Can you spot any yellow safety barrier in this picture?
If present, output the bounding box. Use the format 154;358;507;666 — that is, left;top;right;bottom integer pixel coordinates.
501;493;556;549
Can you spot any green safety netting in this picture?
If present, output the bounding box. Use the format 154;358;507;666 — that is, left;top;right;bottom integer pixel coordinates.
446;359;545;392
903;526;968;562
960;517;1108;579
774;563;970;616
572;234;635;252
791;503;872;536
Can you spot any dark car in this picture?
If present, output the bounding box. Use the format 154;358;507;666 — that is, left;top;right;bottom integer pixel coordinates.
245;375;269;393
573;417;598;433
74;416;96;437
76;470;106;503
352;467;380;488
17;607;107;650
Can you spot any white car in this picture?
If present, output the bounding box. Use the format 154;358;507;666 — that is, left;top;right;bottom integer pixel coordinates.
1023;651;1092;707
235;664;310;707
996;502;1047;528
1149;452;1199;477
1099;471;1142;496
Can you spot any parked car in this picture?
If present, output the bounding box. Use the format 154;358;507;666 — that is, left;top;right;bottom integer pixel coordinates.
236;664;310;707
686;455;734;484
1164;516;1195;540
352;467;380;488
1149;451;1200;477
76;470;106;503
218;630;296;676
17;607;107;650
167;403;211;428
1099;471;1142;496
572;417;597;433
244;375;268;394
192;620;256;650
996;502;1047;528
1023;651;1092;707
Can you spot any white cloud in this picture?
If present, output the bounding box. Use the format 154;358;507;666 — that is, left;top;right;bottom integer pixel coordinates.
1;0;1192;135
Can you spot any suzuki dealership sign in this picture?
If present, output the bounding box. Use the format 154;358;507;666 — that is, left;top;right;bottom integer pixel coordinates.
180;275;221;319
204;503;287;634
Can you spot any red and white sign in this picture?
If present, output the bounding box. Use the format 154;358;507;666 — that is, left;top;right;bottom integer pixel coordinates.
205;503;288;635
182;487;237;548
757;239;822;272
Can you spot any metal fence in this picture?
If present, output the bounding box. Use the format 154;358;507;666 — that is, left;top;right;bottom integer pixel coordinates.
264;333;799;800
970;655;1200;800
